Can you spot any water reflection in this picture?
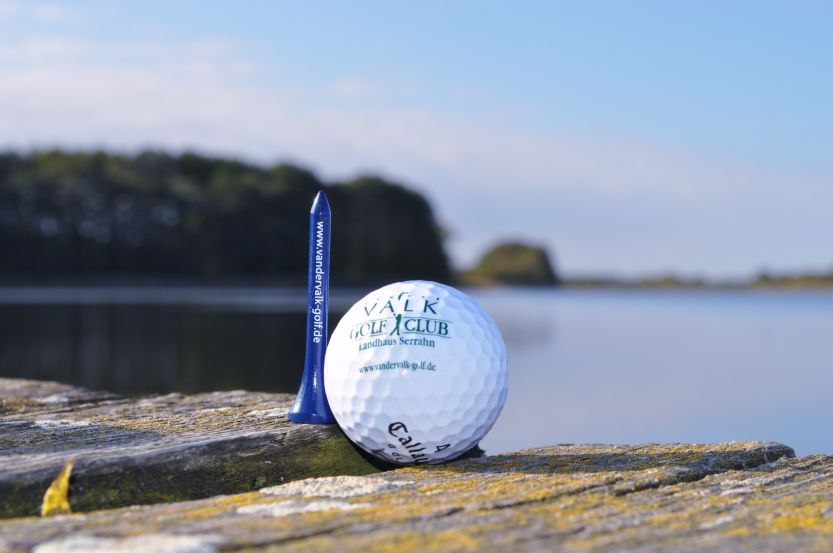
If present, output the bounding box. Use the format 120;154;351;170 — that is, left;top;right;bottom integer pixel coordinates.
476;289;833;457
0;302;327;395
2;287;832;456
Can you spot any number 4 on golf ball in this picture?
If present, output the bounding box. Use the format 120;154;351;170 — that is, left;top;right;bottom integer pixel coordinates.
324;280;508;464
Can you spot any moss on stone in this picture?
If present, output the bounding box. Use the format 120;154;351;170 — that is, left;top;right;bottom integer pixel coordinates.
2;443;825;553
0;381;378;518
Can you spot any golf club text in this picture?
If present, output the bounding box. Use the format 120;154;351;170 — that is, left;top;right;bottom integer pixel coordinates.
349;317;448;340
362;293;440;317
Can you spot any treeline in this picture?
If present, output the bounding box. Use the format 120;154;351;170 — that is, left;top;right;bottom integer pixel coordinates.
0;151;450;283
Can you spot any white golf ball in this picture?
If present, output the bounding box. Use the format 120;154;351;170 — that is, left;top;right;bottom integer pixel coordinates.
324;280;508;464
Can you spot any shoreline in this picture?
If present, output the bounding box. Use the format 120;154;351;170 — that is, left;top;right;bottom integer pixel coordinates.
0;280;831;291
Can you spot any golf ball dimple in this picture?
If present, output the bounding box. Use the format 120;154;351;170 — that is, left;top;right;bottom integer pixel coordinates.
324;280;508;464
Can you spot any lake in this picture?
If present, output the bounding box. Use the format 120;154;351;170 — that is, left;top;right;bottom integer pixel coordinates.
1;287;831;456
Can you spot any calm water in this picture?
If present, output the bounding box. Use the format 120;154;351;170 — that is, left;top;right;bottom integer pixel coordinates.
1;287;831;456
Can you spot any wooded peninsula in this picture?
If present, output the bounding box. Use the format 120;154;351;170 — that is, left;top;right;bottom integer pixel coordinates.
1;150;830;288
0;151;450;285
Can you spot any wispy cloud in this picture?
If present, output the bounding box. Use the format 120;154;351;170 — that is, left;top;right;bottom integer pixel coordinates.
328;79;382;100
0;1;78;24
106;39;244;63
0;28;829;275
0;36;90;62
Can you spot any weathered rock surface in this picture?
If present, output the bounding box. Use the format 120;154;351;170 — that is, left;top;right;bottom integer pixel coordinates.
0;378;378;518
3;441;827;553
3;379;832;552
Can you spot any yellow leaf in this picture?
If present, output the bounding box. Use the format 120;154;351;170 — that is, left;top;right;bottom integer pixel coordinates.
41;461;73;516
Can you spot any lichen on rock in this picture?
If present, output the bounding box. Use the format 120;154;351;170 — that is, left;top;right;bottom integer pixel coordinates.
2;378;829;553
0;378;378;518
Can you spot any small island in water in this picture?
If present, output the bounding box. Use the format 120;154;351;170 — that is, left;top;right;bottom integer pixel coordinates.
460;242;560;286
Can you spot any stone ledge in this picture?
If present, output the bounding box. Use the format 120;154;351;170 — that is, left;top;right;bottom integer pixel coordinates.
1;441;819;553
0;378;378;518
4;378;830;553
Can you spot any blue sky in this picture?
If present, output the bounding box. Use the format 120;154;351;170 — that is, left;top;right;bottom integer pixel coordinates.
1;1;831;277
